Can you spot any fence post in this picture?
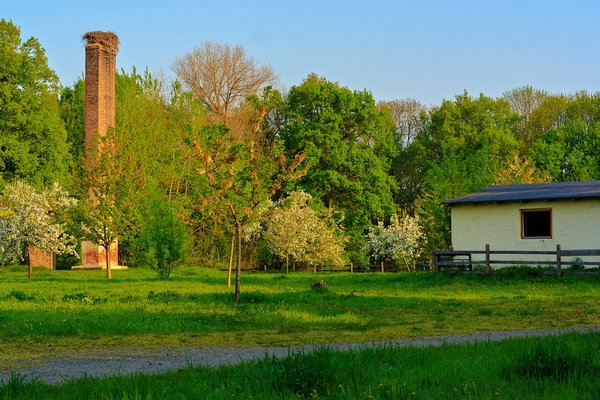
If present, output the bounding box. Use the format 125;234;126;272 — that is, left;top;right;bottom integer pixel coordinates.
556;244;562;276
485;244;491;275
350;262;353;273
432;250;438;272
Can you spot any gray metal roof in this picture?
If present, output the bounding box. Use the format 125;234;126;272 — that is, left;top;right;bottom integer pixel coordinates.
445;180;600;205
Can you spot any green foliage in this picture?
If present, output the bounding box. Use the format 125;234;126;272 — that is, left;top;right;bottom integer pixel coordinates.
135;188;189;279
60;69;207;267
59;80;85;170
111;69;206;263
194;116;306;301
529;92;600;181
0;20;71;188
281;74;397;263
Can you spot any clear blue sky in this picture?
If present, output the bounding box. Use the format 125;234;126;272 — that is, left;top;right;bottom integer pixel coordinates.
5;0;600;106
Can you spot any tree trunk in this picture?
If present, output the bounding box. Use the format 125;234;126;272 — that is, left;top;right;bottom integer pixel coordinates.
285;254;289;274
234;222;242;303
103;225;112;280
228;234;234;288
27;246;32;280
105;244;112;280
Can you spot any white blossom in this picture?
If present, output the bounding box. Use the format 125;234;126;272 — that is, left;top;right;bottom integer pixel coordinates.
0;181;78;265
264;191;345;268
367;213;423;271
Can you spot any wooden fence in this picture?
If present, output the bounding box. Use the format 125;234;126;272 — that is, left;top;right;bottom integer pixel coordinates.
432;244;600;275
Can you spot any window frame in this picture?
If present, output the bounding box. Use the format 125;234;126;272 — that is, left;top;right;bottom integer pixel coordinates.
520;208;552;239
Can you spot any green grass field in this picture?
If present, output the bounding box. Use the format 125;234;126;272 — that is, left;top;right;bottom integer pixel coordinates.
1;266;600;367
3;333;600;399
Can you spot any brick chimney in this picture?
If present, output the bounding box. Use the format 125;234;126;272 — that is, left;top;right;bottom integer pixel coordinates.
73;31;125;270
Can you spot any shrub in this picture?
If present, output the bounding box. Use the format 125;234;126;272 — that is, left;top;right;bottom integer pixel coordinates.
311;280;328;292
135;189;190;279
6;290;35;301
62;292;107;305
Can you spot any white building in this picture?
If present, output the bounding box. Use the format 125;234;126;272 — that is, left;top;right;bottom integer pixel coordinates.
445;181;600;265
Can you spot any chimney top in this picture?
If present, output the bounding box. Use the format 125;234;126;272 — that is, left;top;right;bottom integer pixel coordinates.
82;31;119;53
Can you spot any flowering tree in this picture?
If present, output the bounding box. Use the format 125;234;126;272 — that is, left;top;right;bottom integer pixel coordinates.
366;213;423;272
264;191;345;272
0;181;78;278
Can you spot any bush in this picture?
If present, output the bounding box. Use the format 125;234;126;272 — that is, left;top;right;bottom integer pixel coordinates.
62;292;107;305
311;280;328;292
135;189;190;279
6;290;35;301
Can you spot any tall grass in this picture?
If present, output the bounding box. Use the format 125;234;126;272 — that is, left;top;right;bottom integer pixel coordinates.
2;333;600;399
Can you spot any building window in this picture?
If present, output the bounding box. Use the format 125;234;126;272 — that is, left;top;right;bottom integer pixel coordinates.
521;209;552;239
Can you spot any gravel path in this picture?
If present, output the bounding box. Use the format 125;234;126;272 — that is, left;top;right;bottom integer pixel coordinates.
3;326;600;385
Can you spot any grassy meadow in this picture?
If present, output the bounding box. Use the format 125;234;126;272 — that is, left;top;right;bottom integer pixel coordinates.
2;266;600;368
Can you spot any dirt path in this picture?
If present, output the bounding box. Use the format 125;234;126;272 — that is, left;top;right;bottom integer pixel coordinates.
3;326;600;385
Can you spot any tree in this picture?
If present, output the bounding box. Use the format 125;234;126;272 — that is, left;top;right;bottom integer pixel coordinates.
366;213;423;271
404;92;520;253
194;121;305;302
502;86;548;147
529;118;600;182
59;79;86;182
281;74;397;264
264;191;345;273
503;86;548;120
0;19;71;188
79;131;140;279
494;153;546;185
378;99;428;147
525;94;570;146
0;181;78;278
173;41;275;125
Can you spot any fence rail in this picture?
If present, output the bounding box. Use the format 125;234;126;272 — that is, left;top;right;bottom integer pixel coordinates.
433;244;600;275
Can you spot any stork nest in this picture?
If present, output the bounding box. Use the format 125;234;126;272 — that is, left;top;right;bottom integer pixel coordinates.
82;31;119;53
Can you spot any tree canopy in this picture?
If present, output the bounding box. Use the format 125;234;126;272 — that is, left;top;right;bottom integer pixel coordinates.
0;19;71;188
281;74;397;263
